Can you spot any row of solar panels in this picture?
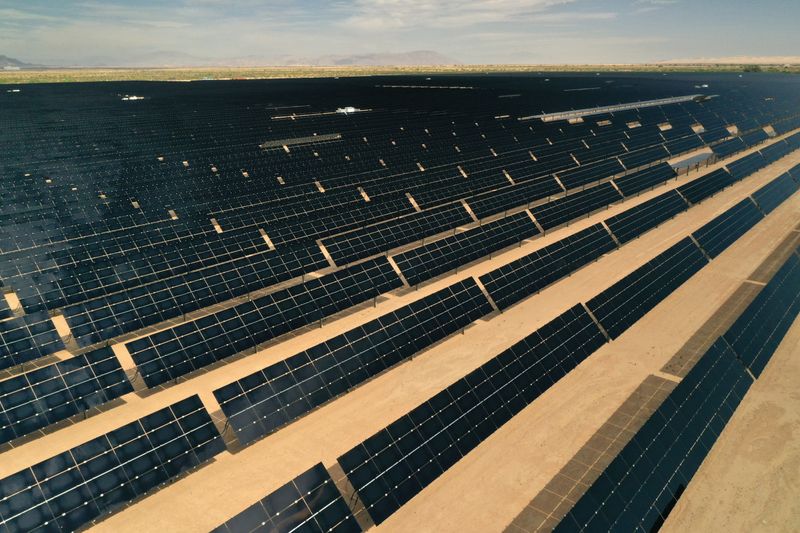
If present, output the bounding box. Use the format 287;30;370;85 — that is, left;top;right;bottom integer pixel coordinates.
2;100;785;265
0;125;754;351
0;93;788;224
3;117;794;341
556;247;800;532
2;145;797;445
0;103;712;253
0;111;707;312
334;178;795;525
0;95;747;217
321;129;799;270
0;121;796;533
5;157;796;455
200;155;800;449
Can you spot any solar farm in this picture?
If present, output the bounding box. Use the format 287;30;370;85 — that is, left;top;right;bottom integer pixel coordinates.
1;72;799;532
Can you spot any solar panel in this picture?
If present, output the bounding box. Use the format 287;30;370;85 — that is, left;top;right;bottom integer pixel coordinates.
664;134;704;156
555;339;752;532
214;278;493;444
468;177;563;220
127;257;402;388
392;212;540;286
479;224;616;310
321;204;473;266
63;245;328;347
0;346;133;445
604;190;689;244
740;128;769;147
619;145;670;170
530;182;623;231
0;394;224;532
612;162;677;197
751;172;800;214
712;137;746;158
699;127;731;145
586;238;708;339
0;312;66;371
759;139;791;165
211;463;361;533
0;296;11;320
725;151;767;181
556;158;624;190
723;252;800;376
676;168;735;205
691;198;764;259
338;305;606;524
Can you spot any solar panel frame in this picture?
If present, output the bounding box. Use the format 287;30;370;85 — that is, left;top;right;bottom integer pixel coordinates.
321;204;474;266
530;182;623;231
211;463;362;533
479;224;617;310
586;238;709;339
604;190;689;244
751;172;800;214
723;253;800;376
691;198;764;259
213;278;493;444
338;305;606;525
676;168;735;205
127;258;402;388
391;212;540;286
555;339;752;532
612;162;677;197
0;346;133;445
0;312;66;370
0;394;225;532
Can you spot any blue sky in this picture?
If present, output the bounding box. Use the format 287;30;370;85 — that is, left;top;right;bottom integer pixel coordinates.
1;0;798;65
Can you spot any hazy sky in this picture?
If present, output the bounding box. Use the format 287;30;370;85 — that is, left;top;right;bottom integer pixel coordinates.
1;0;799;65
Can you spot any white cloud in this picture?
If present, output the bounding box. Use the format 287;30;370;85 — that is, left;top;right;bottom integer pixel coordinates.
338;0;582;30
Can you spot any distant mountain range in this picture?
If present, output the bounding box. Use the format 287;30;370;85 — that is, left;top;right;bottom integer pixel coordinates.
664;56;800;65
0;55;39;68
2;50;460;68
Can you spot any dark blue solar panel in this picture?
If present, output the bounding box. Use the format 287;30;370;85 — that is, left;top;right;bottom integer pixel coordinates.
751;172;800;214
214;278;492;444
556;158;624;190
692;199;764;259
0;312;66;370
0;296;11;320
392;212;540;286
604;190;689;244
759;139;791;165
619;145;670;170
463;177;562;220
613;162;677;197
586;238;708;339
712;136;746;157
725;151;767;181
63;245;328;347
0;346;133;445
0;395;224;532
676;168;735;205
338;305;606;525
530;182;623;231
321;204;473;266
664;134;704;156
723;253;800;376
740;128;769;147
479;224;617;310
556;339;752;532
127;257;402;388
211;463;361;533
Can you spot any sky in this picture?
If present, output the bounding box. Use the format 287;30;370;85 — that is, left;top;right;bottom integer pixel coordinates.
1;0;799;66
